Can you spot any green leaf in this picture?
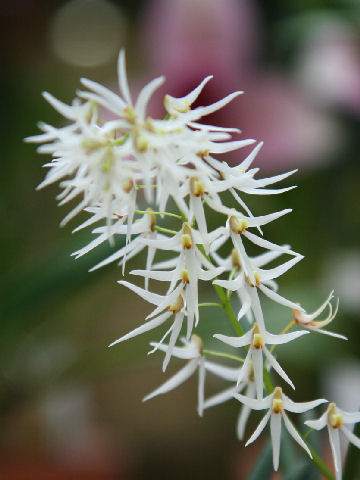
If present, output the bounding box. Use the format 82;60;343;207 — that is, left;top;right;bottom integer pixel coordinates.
282;461;320;480
247;442;273;480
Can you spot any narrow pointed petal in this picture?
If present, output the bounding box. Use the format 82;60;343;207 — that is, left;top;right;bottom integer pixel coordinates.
283;394;327;413
270;413;282;471
263;346;295;390
252;348;264;399
259;284;304;311
135;76;165;122
130;269;174;282
328;426;342;474
91;241;143;272
42;92;75;119
210;139;256;154
205;361;239;381
246;410;271;446
305;410;329;430
341;410;360;424
259;256;303;281
238;142;264;172
182;75;213;104
80;78;126;112
191;195;209;253
253;249;287;268
204;385;240;410
283;413;312;458
237;383;256;440
306;326;347;340
265;330;309;345
198;359;206;417
198;267;225;282
149;341;199;360
213;277;242;291
118;280;163;305
143;358;199;402
162;313;184;371
308;291;334;319
248;288;265;331
236;350;252;387
255;169;297;188
145;245;156;290
109;311;171;347
246;209;292;228
214;329;253;348
341;426;360;448
191;91;243;120
234;392;271;411
189;122;240;133
118;49;132;105
242;186;296;195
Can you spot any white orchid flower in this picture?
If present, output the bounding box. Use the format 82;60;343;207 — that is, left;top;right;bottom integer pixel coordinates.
236;386;327;471
110;280;187;371
292;291;346;340
305;403;360;480
143;335;206;416
213;251;304;330
136;223;224;337
214;323;308;398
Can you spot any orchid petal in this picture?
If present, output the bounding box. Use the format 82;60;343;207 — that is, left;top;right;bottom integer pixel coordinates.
109;310;171;347
246;410;271;446
270;412;282;471
143;358;199;402
283;413;312;458
341;426;360;448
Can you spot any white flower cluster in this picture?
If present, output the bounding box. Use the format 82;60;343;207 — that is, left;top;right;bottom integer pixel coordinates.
28;50;359;479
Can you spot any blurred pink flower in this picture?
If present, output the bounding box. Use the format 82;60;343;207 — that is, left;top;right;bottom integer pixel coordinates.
139;0;341;170
295;20;360;115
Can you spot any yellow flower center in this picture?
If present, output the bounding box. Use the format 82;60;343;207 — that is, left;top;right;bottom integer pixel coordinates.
190;177;205;197
329;403;343;429
181;269;190;283
252;324;264;349
229;216;248;234
272;387;284;414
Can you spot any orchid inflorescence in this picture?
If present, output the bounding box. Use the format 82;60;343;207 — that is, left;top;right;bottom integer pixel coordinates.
27;50;359;479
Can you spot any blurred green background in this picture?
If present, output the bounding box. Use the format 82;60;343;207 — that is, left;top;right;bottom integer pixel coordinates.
1;0;360;478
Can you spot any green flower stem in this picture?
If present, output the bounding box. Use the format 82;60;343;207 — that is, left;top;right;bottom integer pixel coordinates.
203;349;244;363
303;428;314;440
198;302;223;308
153;226;178;236
213;284;244;337
135;210;183;220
